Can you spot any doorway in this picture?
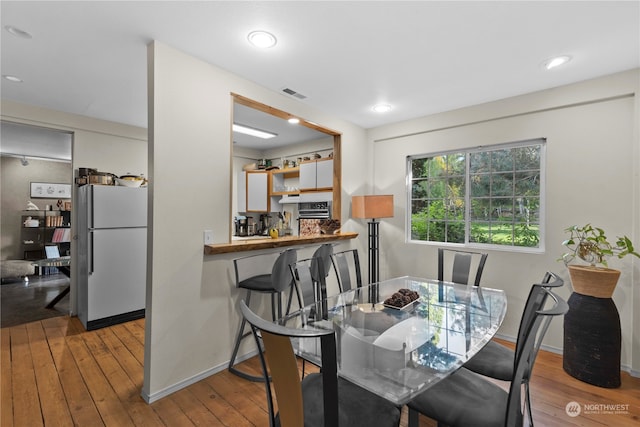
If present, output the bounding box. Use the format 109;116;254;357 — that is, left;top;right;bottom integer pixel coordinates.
0;121;73;327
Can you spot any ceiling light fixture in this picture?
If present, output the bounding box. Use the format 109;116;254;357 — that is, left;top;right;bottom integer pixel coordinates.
3;75;23;83
288;117;300;124
4;25;32;39
233;123;277;139
543;55;572;70
247;30;277;48
372;103;392;113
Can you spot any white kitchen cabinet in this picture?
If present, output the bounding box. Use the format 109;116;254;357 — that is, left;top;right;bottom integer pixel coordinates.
246;171;270;212
299;158;333;191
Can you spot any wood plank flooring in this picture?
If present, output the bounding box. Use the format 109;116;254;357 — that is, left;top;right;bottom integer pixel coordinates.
1;316;639;426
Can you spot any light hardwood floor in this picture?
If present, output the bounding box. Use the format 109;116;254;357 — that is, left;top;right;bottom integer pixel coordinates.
1;316;639;426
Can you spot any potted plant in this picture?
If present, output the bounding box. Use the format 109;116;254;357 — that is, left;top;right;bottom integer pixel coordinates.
560;224;640;298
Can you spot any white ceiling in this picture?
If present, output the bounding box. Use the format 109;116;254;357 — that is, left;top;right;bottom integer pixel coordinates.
1;1;638;157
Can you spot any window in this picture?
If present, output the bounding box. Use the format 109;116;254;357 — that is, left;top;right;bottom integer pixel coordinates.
408;139;544;250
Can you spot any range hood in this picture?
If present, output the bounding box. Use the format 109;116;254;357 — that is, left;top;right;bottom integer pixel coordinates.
298;192;333;203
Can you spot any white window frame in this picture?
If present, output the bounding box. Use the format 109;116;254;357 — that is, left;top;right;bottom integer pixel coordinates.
406;138;546;253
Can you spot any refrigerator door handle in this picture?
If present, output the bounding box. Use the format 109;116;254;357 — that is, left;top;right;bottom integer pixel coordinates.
89;231;94;275
88;184;95;229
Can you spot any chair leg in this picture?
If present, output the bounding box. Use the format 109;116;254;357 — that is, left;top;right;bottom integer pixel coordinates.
228;291;267;382
525;381;534;426
408;407;420;427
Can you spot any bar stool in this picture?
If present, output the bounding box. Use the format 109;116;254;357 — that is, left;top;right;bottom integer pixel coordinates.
310;243;334;293
228;248;297;381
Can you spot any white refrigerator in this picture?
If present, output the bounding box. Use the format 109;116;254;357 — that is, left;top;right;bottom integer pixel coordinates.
77;185;147;330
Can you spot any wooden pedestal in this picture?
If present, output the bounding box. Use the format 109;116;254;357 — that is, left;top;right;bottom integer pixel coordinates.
563;292;621;388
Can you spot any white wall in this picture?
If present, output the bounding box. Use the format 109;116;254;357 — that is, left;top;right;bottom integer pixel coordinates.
368;69;640;375
145;41;369;401
1;100;147;314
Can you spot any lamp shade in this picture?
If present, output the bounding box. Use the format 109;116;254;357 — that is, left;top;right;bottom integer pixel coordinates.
352;195;394;219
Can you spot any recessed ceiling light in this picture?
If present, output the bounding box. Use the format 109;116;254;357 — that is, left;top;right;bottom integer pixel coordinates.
3;75;23;83
4;25;32;39
233;123;277;139
372;103;392;113
543;55;572;70
247;31;277;48
288;117;300;124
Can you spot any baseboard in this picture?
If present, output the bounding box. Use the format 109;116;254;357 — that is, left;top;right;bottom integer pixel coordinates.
493;332;638;376
140;349;259;404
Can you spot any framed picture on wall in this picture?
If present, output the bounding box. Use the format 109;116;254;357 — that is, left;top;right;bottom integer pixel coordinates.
30;182;72;199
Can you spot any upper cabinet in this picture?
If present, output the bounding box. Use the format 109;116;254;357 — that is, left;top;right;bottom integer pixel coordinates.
246;170;270;212
299;158;333;191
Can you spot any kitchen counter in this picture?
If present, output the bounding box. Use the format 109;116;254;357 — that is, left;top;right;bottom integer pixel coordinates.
204;232;358;255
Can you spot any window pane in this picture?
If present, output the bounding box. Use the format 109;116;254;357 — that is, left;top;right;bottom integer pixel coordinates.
470;198;490;220
446;222;465;243
447;153;466;175
514;146;540;170
412;179;429;199
470;174;490;197
470;152;490;173
448;175;465;197
490;222;514;246
411;199;428;214
427;221;446;241
470;221;491;244
447;198;465;220
491;149;514;172
429;178;447;198
514;171;540;196
492;172;514;197
429;156;446;178
490;198;513;220
412;158;429;179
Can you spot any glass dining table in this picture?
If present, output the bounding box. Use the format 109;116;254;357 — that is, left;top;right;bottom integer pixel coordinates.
281;276;507;405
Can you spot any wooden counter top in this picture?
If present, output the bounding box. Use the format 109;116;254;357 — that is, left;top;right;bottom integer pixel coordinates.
204;232;358;255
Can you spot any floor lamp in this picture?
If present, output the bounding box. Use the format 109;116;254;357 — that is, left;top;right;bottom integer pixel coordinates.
352;195;394;301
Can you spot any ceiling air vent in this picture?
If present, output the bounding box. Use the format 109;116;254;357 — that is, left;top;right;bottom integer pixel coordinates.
281;87;307;100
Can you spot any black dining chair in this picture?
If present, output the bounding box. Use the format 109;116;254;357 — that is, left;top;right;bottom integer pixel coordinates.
462;271;564;425
290;257;329;316
407;279;568;427
228;248;297;381
289;256;330;377
437;248;488;286
240;300;401;427
331;248;362;292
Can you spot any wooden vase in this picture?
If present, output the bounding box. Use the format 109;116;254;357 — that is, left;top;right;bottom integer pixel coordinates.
568;265;620;298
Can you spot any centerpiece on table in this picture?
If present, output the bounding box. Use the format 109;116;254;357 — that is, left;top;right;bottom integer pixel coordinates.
560;224;639;298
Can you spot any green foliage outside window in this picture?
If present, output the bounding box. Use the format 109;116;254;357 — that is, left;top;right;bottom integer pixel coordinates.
409;141;543;248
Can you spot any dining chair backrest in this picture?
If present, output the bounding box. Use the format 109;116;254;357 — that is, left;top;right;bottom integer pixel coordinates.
331;248;362;292
437;248;488;287
514;272;564;379
289;257;328;309
505;286;568;425
240;300;339;427
311;243;334;283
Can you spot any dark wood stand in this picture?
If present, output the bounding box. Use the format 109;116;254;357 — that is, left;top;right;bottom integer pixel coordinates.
563;292;621;388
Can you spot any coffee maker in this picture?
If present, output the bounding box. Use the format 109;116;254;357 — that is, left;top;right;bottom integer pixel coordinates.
259;214;271;236
234;216;253;236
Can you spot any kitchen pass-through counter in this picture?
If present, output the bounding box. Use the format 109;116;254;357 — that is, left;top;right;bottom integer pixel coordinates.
204;232;358;255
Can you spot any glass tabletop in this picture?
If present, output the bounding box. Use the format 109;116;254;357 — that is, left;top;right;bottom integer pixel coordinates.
281;276;507;405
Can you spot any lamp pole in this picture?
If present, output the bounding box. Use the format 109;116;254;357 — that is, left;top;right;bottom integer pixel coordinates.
368;218;380;302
